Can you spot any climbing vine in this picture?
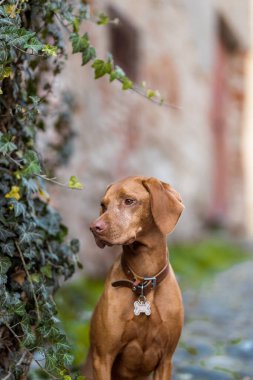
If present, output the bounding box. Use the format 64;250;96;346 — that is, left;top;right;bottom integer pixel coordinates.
0;0;169;379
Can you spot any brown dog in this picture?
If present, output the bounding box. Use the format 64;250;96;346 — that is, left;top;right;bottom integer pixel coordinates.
83;176;184;380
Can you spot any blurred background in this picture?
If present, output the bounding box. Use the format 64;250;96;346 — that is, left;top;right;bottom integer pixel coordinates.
36;0;253;379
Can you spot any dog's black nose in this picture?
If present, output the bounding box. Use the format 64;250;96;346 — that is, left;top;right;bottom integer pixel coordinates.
90;219;107;234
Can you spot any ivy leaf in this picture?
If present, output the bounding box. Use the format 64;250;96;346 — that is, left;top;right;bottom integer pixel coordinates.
0;66;12;80
45;351;57;371
21;324;36;347
121;77;133;90
5;186;21;201
6;27;35;47
146;89;156;99
70;32;89;54
97;13;109;26
70;238;80;254
0;226;16;242
5;4;20;19
10;199;26;217
17;223;43;246
42;44;57;56
39;323;61;339
62;352;74;367
0;255;11;274
55;335;71;353
110;66;125;82
22;177;38;194
0;274;7;285
0;241;15;256
72;17;80;33
0;133;17;155
41;264;52;278
82;46;96;65
24;36;43;53
92;59;112;79
14;301;26;316
22;150;41;176
68;176;84;190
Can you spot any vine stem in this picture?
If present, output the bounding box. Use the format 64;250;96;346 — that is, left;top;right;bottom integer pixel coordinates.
33;358;61;380
54;12;181;110
15;241;41;322
13;45;47;58
5;324;61;380
2;372;12;380
35;173;75;189
3;154;83;190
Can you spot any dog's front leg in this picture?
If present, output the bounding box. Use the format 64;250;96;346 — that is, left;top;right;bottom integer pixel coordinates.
153;356;172;380
92;351;114;380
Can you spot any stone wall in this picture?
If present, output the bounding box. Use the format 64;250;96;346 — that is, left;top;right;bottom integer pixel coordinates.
40;0;250;275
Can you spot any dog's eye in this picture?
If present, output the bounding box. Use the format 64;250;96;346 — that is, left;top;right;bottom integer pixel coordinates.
100;203;107;212
124;198;135;206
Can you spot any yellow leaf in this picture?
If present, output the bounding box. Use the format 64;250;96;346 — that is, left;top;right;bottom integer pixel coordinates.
14;171;21;180
146;89;156;99
5;5;17;18
68;176;84;190
39;188;50;202
5;186;21;201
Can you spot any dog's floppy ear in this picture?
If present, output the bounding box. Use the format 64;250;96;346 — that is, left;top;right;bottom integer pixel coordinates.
143;177;184;235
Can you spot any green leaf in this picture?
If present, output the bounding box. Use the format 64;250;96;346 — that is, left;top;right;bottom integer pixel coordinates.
0;66;12;80
121;77;133;90
0;241;15;256
82;46;96;65
0;255;11;274
45;351;57;371
22;150;41;176
92;59;112;79
22;331;36;347
62;352;74;367
41;264;52;278
0;133;17;155
72;17;80;33
0;26;35;47
14;302;26;316
146;89;156;99
68;176;84;190
29;95;41;105
0;274;7;285
70;33;89;54
110;66;125;82
10;200;26;217
97;13;109;26
0;227;16;242
55;335;71;352
70;239;80;254
17;223;43;246
24;37;43;53
42;44;57;56
21;323;36;347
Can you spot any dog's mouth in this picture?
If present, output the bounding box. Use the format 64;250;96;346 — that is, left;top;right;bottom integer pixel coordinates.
91;230;136;249
92;233;112;249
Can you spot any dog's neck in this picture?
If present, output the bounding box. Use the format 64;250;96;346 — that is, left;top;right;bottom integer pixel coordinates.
122;231;168;277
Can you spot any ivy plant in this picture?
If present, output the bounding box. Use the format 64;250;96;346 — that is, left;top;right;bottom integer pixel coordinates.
0;0;170;379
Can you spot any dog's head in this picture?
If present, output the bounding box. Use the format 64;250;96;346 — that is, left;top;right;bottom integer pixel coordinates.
90;176;184;248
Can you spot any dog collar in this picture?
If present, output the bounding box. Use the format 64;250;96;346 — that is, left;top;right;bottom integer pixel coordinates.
111;255;169;296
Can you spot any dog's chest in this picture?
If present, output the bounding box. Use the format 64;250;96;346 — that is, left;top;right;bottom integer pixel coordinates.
116;307;168;375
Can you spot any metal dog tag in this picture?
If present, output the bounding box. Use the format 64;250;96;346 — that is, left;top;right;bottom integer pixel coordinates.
134;297;151;316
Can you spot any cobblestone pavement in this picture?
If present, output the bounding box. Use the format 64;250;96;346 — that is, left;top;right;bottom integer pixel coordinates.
173;261;253;380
